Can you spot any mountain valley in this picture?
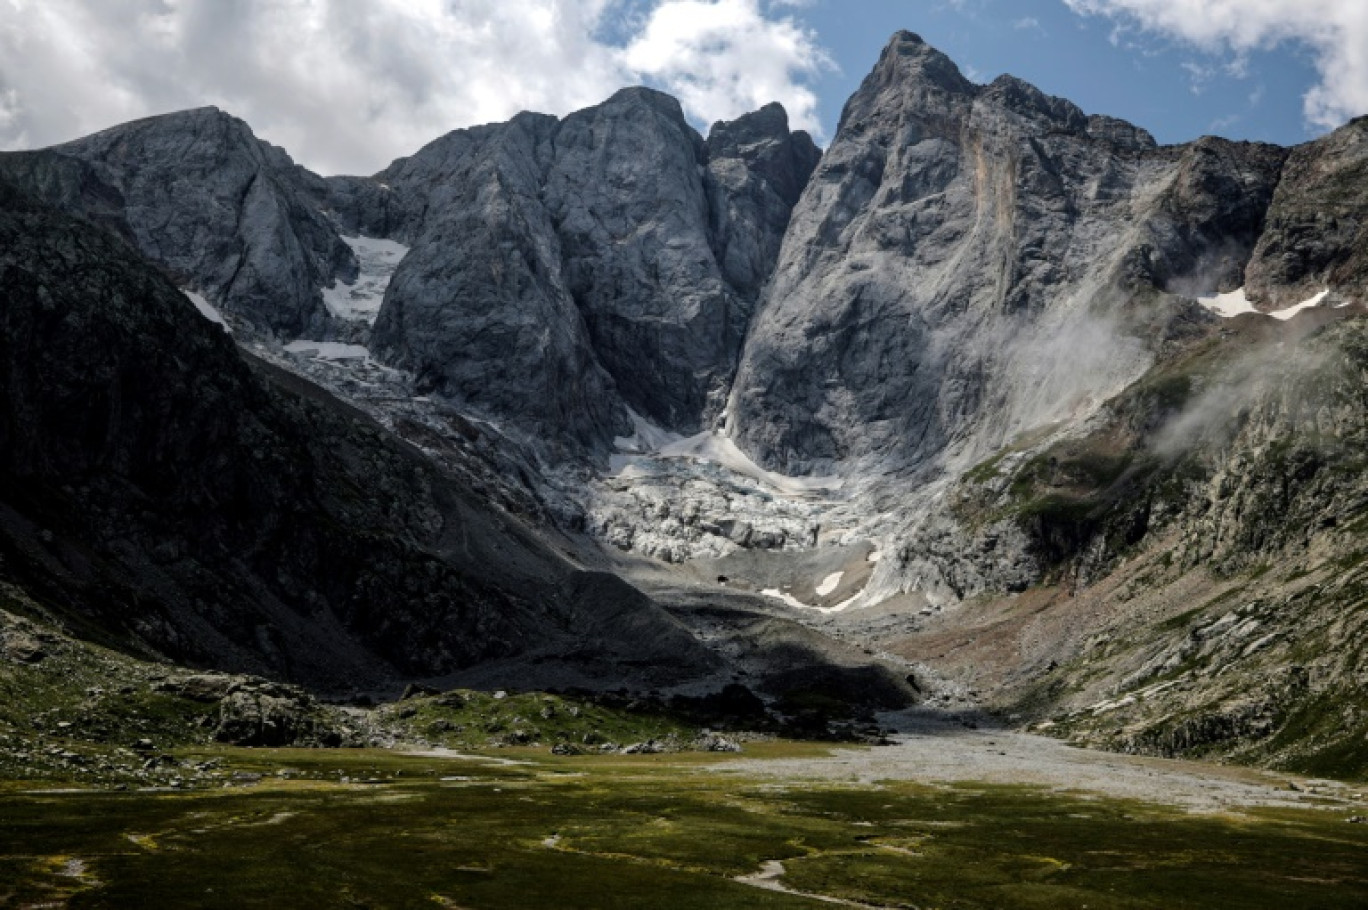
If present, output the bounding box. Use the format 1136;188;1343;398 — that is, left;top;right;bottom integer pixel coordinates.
1;27;1368;907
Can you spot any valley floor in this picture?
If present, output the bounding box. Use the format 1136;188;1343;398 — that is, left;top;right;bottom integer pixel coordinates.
2;729;1365;909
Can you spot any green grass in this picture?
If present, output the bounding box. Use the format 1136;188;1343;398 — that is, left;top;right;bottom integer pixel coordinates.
376;690;696;750
1;747;1366;909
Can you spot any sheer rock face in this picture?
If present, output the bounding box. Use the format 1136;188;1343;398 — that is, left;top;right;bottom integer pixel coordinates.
705;102;823;312
355;90;819;454
368;113;623;456
727;32;1287;476
0;107;352;337
1246;117;1368;307
545;89;737;433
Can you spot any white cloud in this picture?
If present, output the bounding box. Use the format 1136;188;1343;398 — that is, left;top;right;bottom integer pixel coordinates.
619;0;831;136
0;0;830;175
1064;0;1368;132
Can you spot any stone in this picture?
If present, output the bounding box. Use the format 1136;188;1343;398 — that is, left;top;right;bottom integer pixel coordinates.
696;733;742;753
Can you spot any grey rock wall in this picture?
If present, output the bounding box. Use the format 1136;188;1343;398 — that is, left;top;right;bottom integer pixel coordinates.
727;32;1287;478
1246;117;1368;306
0;107;352;337
355;91;818;455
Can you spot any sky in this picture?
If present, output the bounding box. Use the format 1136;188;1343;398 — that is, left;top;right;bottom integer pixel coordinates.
0;0;1363;176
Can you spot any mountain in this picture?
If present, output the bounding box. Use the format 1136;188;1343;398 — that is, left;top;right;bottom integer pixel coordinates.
3;31;1368;774
0;108;352;337
0;174;718;693
729;31;1286;476
346;89;818;454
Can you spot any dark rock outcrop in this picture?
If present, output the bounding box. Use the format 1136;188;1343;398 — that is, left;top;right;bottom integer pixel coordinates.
0;107;352;337
1246;116;1368;306
706;102;822;303
368;113;622;455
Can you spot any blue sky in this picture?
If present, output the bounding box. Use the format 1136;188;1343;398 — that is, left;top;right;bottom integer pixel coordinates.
0;1;1361;174
783;0;1323;147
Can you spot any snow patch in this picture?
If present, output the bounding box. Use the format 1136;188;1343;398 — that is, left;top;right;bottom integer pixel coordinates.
322;235;409;323
657;432;843;495
762;582;865;615
761;588;808;610
610;409;842;496
1198;287;1333;321
1270;288;1331;320
284;340;372;361
183;290;229;332
1197;288;1257;318
815;572;843;596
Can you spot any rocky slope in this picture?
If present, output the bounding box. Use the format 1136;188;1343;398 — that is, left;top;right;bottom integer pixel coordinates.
862;307;1368;776
0;175;718;693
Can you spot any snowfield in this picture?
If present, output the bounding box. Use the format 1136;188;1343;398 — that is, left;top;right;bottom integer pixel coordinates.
183;289;230;331
1198;287;1332;320
611;409;842;496
322;235;409;323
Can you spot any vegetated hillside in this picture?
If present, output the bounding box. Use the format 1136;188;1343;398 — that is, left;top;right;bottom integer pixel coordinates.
885;308;1368;777
0;176;717;694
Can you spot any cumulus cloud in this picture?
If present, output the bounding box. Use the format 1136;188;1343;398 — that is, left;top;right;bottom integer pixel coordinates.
1065;0;1368;132
619;0;831;134
0;0;829;175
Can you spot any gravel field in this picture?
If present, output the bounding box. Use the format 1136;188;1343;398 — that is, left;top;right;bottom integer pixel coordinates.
713;710;1368;814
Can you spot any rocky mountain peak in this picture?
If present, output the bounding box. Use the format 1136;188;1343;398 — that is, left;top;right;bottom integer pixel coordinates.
834;31;975;146
709;101;791;149
354;89;818;454
707;103;820;209
599;85;694;125
875;30;975;93
0;105;353;338
726;33;1285;477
